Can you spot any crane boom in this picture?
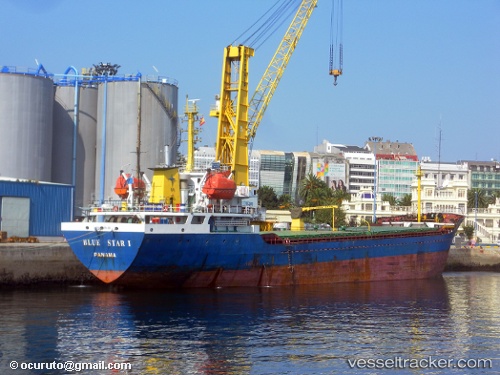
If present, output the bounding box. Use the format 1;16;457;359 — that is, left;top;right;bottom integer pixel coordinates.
210;0;317;187
248;0;318;141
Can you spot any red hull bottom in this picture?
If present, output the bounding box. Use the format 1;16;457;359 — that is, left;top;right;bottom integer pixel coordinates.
93;251;449;288
90;270;125;284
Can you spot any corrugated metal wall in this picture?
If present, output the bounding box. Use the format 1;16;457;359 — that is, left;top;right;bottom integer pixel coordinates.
0;180;72;237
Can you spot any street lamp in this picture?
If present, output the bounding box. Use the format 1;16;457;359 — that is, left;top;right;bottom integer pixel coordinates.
474;190;478;236
369;136;383;223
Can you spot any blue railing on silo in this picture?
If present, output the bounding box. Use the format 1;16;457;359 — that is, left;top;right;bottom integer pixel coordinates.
144;75;179;86
0;65;54;78
53;72;143;86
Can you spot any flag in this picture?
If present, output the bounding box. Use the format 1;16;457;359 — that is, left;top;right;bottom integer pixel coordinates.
199;116;205;126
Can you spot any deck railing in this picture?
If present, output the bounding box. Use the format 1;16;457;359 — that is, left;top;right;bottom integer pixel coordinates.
87;200;259;216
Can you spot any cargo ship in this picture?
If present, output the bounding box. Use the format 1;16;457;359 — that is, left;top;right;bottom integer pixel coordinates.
61;165;464;288
59;3;468;288
60;90;463;287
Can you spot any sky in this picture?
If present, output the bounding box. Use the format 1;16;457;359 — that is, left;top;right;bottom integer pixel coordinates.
2;0;499;163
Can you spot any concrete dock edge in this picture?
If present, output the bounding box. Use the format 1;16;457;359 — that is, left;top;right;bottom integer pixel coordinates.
0;242;97;286
445;245;500;272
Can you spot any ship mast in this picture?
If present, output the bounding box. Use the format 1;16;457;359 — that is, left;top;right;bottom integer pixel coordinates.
136;76;142;201
184;96;202;172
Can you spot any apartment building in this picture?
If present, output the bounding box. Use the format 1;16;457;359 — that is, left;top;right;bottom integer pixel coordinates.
461;160;500;196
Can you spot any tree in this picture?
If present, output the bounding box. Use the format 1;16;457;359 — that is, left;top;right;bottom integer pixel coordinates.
382;193;397;206
489;191;500;205
278;194;293;209
299;173;330;206
313;200;347;228
331;188;350;206
398;194;412;207
463;224;475;240
467;189;488;209
258;186;279;209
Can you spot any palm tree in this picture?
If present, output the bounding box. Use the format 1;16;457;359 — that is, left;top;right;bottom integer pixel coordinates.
467;189;488;209
489;191;500;205
299;173;330;206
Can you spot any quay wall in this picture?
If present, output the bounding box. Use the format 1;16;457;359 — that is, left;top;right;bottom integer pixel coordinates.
0;242;96;286
446;245;500;272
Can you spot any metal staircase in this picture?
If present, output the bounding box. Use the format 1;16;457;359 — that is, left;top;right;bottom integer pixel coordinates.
144;83;177;121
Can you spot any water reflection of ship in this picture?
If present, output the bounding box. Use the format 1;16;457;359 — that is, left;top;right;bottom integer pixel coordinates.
119;278;451;373
47;279;450;374
55;290;139;367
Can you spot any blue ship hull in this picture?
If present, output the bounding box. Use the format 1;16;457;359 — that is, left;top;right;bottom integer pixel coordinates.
62;221;460;288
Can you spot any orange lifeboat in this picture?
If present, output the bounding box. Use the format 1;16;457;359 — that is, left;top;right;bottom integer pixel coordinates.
114;174;146;199
202;170;236;200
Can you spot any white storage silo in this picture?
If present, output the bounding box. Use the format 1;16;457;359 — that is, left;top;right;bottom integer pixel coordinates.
94;76;178;202
0;69;54;181
53;79;98;215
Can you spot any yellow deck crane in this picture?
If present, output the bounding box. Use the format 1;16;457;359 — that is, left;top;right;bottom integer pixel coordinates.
210;0;343;187
210;0;318;188
290;205;338;231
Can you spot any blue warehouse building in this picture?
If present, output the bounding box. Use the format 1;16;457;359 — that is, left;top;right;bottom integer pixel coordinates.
0;179;72;238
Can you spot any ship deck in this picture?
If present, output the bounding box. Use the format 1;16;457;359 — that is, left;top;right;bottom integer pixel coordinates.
267;225;436;236
260;224;451;245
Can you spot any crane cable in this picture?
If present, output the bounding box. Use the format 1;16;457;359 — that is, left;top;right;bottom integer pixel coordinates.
233;0;303;160
329;0;343;85
232;0;301;51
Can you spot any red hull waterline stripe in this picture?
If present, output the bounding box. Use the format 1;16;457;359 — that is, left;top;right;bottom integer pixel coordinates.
89;251;449;288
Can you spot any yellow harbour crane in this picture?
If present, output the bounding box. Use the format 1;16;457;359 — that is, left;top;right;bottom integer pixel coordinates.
210;0;342;187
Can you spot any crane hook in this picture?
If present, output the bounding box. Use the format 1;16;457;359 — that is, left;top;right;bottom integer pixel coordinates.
331;69;342;86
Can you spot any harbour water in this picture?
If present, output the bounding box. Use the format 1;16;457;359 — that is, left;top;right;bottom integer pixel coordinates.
0;272;499;374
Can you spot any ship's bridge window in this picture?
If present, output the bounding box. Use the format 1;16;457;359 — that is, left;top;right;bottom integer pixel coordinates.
191;216;205;224
173;216;188;224
106;216;141;223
